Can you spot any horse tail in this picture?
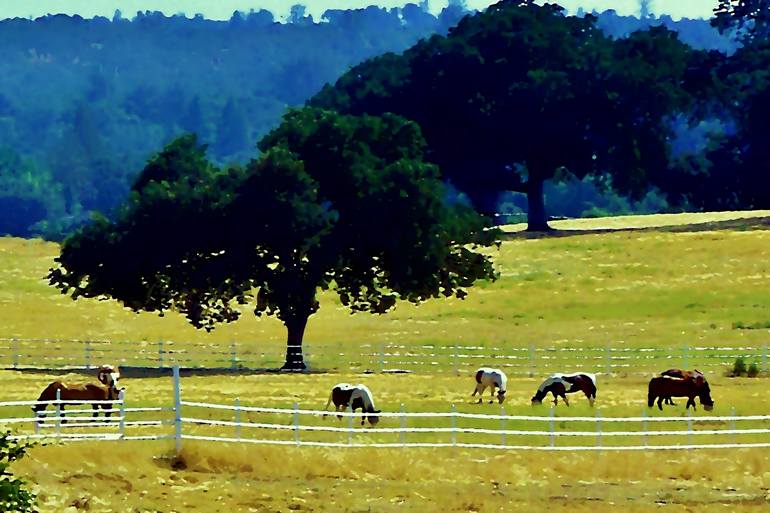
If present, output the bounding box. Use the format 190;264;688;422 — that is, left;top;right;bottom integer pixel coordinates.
475;369;484;384
324;389;334;412
647;379;656;408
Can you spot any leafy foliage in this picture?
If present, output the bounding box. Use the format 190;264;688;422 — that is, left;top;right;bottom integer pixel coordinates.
312;1;701;230
713;0;770;42
0;433;36;513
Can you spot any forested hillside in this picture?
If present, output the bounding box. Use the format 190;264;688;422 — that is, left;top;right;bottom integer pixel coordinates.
0;3;733;238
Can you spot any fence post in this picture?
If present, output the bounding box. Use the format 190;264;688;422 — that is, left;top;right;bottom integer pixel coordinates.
230;341;238;370
12;338;18;369
55;388;62;440
293;402;300;446
595;408;602;448
642;408;648;447
119;389;126;440
528;345;536;377
500;406;506;446
235;398;241;441
400;403;406;447
730;406;737;444
450;404;457;447
604;345;611;376
159;340;165;369
686;408;693;446
85;340;92;369
347;406;354;446
549;406;555;448
173;365;182;455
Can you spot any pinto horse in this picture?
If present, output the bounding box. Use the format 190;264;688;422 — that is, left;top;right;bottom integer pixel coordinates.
32;365;123;422
648;375;714;411
471;367;508;404
531;373;597;407
324;383;381;426
660;369;705;405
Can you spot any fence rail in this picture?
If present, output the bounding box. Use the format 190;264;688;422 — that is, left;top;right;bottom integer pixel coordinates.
2;367;769;452
1;338;768;376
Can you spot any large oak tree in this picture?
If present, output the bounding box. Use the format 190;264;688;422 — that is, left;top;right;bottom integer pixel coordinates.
49;110;499;369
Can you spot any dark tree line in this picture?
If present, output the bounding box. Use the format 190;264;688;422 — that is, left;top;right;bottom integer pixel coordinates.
0;3;742;238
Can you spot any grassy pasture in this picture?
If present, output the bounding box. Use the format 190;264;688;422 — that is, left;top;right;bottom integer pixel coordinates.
2;211;770;511
1;211;769;368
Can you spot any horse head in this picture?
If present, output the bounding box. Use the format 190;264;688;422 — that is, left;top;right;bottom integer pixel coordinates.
698;382;714;411
531;390;546;405
98;365;121;388
497;390;506;404
367;409;381;426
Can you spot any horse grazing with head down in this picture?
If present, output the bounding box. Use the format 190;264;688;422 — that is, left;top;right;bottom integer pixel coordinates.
531;372;597;407
660;369;705;405
648;374;713;411
32;365;123;422
324;383;381;426
471;367;508;404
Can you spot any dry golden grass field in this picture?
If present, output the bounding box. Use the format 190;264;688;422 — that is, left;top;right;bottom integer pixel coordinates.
2;211;770;512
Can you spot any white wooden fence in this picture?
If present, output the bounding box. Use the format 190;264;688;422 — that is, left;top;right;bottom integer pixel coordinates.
2;367;769;451
1;338;768;375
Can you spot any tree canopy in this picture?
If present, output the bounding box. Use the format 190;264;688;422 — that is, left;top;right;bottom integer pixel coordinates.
311;1;704;230
49;109;499;369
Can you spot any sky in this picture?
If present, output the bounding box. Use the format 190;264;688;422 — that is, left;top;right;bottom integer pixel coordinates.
0;1;721;21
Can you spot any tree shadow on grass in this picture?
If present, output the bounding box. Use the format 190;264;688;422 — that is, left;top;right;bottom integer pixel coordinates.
501;216;770;240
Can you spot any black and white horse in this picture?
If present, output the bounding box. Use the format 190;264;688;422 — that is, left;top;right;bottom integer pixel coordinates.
531;372;597;407
324;383;381;426
471;367;508;404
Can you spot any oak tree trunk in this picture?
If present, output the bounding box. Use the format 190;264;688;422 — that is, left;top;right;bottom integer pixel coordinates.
282;314;309;371
526;178;552;231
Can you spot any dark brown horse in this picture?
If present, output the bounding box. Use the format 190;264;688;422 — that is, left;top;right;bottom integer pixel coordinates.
32;365;123;423
660;369;705;405
648;375;713;411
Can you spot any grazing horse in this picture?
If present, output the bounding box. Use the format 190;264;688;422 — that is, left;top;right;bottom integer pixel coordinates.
531;373;597;406
471;367;508;404
648;375;714;411
32;365;123;422
324;383;381;426
660;369;705;405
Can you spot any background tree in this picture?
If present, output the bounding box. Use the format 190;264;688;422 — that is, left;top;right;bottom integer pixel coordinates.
311;1;701;230
49;110;499;369
713;0;770;42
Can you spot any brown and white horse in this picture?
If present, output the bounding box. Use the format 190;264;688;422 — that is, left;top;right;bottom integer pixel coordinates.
471;367;508;404
648;373;713;411
324;383;381;426
32;365;123;422
531;372;597;407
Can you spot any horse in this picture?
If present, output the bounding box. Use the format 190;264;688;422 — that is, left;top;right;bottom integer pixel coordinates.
32;365;123;423
648;375;714;411
660;369;705;405
324;383;381;426
531;372;597;407
471;367;508;404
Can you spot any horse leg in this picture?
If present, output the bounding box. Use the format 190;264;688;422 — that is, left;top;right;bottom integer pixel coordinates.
657;397;664;411
562;393;569;407
60;405;67;424
476;386;485;404
489;386;495;404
